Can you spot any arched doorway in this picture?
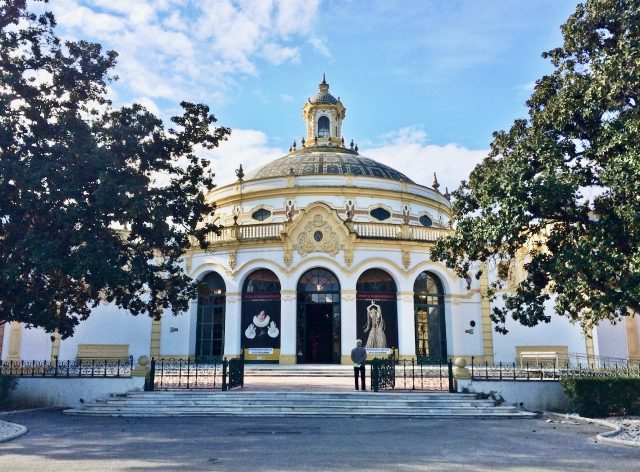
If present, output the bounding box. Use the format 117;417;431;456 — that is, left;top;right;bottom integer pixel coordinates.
241;269;281;363
356;269;398;356
414;271;446;360
196;272;226;359
297;268;340;364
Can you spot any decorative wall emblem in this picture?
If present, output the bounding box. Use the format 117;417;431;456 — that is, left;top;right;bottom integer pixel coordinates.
228;250;237;270
297;214;340;257
402;249;411;270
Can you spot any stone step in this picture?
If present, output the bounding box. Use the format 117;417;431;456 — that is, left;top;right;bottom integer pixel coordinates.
65;408;535;418
65;390;535;419
124;391;473;399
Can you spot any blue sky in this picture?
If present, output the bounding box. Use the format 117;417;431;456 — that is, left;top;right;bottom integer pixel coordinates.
47;0;579;191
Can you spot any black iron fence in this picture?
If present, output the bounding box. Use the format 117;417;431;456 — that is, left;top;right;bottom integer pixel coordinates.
371;357;454;392
470;356;640;381
0;356;134;378
147;355;244;391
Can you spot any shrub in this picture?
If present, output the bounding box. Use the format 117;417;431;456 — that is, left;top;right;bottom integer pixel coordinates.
0;375;18;409
560;377;640;417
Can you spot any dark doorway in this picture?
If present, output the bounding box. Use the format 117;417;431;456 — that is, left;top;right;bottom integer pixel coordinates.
296;268;341;364
304;304;334;363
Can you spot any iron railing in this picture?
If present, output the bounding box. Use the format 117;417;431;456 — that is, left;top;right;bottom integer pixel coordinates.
0;356;134;378
470;356;640;381
148;355;244;391
372;357;454;392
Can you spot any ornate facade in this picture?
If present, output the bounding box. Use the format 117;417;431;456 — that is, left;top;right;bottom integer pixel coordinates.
3;78;638;365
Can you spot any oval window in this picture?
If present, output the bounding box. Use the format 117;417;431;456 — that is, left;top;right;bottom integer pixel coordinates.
419;215;433;227
370;207;391;221
252;208;271;221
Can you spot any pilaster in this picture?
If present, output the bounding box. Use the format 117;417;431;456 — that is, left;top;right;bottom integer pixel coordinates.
397;291;416;358
150;318;161;358
280;290;297;364
340;290;357;361
50;331;61;362
480;269;495;363
224;292;242;357
625;315;640;360
7;323;22;361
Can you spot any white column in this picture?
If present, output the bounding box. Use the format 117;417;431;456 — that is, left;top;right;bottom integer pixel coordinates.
224;292;242;357
397;291;416;359
341;290;357;365
280;290;297;364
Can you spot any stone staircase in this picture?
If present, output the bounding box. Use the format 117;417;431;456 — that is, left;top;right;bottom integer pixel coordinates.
64;391;537;418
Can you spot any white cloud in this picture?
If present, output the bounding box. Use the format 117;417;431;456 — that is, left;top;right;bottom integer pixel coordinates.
308;36;331;58
201;129;286;187
363;126;487;193
48;0;324;110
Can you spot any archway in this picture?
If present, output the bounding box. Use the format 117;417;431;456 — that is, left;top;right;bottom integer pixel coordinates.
196;272;226;359
242;269;281;363
414;271;447;360
296;268;341;364
356;269;398;356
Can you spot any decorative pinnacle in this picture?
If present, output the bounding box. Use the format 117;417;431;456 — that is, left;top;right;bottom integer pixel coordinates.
432;172;440;191
235;164;244;182
322;73;326;85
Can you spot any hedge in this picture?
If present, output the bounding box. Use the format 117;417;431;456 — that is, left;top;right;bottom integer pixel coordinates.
0;374;18;409
560;377;640;418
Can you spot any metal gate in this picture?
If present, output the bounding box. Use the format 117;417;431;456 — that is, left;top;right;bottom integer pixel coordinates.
145;355;244;391
372;357;454;392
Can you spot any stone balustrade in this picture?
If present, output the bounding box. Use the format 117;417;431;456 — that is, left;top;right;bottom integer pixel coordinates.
203;222;450;244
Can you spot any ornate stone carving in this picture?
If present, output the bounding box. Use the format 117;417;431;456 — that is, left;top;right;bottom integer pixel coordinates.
402;249;411;270
228;250;237;270
344;248;354;267
296;214;340;257
283;249;293;267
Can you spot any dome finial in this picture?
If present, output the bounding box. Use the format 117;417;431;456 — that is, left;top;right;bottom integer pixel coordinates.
322;73;326;85
432;172;440;191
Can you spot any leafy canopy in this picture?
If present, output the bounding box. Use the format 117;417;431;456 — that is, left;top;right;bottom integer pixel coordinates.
432;0;640;333
0;1;230;338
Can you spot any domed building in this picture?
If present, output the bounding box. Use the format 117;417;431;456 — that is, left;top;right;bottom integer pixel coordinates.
3;77;637;367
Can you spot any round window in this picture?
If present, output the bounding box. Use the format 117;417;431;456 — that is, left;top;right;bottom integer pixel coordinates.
314;231;323;242
251;208;271;221
419;215;433;227
370;207;391;221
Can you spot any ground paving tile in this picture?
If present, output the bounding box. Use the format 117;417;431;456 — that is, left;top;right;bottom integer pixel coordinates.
0;408;638;471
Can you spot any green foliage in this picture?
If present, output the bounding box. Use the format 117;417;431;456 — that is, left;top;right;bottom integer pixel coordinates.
432;0;640;332
0;1;230;337
561;376;640;417
0;375;18;409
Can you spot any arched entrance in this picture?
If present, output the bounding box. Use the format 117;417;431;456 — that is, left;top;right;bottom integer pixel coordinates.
414;271;447;360
242;269;281;363
196;272;226;359
356;269;398;356
297;268;341;364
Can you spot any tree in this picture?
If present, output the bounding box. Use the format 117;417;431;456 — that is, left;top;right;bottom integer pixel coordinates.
431;0;640;333
0;1;230;338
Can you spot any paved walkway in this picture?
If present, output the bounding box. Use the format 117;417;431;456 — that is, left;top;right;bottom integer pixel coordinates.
1;409;638;471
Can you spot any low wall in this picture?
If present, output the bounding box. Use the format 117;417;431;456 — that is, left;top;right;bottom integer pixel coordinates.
457;379;569;412
13;377;145;408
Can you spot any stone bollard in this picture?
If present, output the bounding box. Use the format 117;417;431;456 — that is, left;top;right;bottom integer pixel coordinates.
453;357;471;380
132;355;150;377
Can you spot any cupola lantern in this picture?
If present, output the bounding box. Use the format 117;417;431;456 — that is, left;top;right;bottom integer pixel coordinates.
302;75;346;147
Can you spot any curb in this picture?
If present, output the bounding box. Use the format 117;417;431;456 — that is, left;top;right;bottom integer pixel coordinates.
545;411;640;448
0;406;60;417
0;420;28;444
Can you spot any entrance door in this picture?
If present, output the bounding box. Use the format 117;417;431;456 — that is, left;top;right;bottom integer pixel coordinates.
304;304;334;363
296;268;341;364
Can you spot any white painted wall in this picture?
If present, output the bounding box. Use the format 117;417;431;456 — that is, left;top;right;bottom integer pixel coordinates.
12;377;145;408
458;379;569;412
595;320;629;360
20;327;51;360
